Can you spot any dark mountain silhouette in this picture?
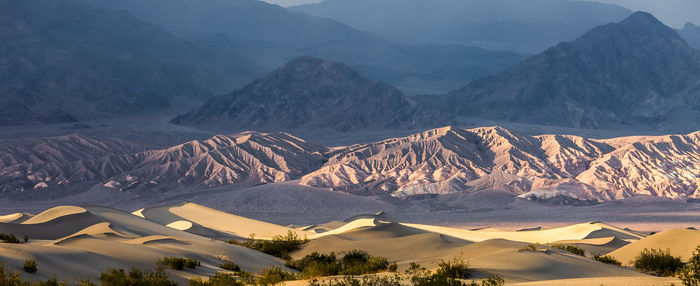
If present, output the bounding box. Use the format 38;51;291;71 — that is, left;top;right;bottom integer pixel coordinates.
80;0;522;94
172;57;448;132
293;0;632;54
0;0;260;126
437;12;700;132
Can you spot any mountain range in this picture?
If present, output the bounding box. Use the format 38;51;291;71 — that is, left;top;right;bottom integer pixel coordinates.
434;12;700;132
0;0;262;126
4;126;700;203
79;0;522;95
172;56;448;133
293;0;633;54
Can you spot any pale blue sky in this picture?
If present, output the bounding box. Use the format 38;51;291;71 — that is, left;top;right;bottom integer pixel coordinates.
262;0;697;28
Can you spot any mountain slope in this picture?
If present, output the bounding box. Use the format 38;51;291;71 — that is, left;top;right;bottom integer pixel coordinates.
0;0;236;125
3;126;700;202
301;126;700;201
172;56;448;133
679;22;700;50
293;0;631;54
80;0;521;94
0;132;326;193
437;12;700;132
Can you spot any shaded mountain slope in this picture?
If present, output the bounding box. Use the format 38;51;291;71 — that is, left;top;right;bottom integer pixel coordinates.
80;0;522;94
0;0;228;125
293;0;631;54
437;12;700;132
172;57;448;132
0;132;326;193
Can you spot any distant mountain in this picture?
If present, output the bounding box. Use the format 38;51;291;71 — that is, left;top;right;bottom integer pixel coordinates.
6;126;700;203
436;12;700;132
0;132;325;193
302;126;700;202
172;57;448;133
679;22;700;50
293;0;632;54
0;0;258;126
80;0;522;94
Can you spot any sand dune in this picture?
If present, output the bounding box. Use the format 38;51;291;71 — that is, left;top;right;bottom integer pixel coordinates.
0;204;291;283
0;212;33;223
22;206;87;224
138;202;309;240
553;236;631;256
402;221;645;244
293;220;649;283
608;228;700;265
0;205;686;285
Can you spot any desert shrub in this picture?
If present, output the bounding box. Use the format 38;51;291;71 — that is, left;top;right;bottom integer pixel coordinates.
101;267;177;286
23;259;37;274
408;258;472;286
680;245;700;286
157;257;199;270
550;244;585;256
520;244;537;251
309;275;402;286
219;260;241;272
287;250;391;278
434;257;471;280
185;258;201;269
189;272;244;286
479;275;505;286
340;250;389;275
388;262;398;272
0;233;20;243
77;279;98;286
229;231;308;260
256;266;296;285
23;235;28;243
593;254;622;266
632;248;684;276
286;252;340;277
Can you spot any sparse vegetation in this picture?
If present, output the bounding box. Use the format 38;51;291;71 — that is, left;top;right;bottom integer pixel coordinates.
189;272;245;286
257;266;297;285
593;254;622;266
680;245;700;286
219;260;241;272
520;244;537;251
228;231;308;260
23;259;37;274
632;248;684;276
409;257;472;286
309;275;402;286
550;244;586;256
157;257;200;270
388;262;398;272
100;267;177;286
306;261;503;286
0;232;20;243
286;250;391;278
478;275;505;286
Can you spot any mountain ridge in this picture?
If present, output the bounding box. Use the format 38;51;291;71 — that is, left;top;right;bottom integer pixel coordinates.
436;11;700;132
172;56;449;133
4;126;700;203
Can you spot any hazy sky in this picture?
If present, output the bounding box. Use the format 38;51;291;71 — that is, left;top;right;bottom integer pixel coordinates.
593;0;699;28
262;0;698;28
